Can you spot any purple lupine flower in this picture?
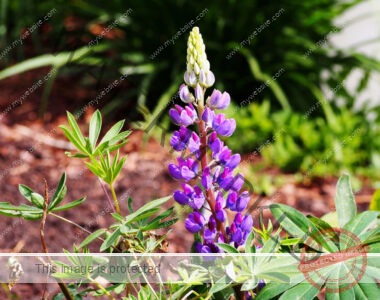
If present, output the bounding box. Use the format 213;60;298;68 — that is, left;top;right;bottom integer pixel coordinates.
188;186;205;210
201;167;212;190
195;84;203;101
170;126;191;151
241;215;253;232
201;107;215;129
168;157;198;181
168;27;255;253
207;89;231;110
212;113;236;137
209;132;223;155
185;211;205;233
215;192;227;222
188;132;200;154
179;84;194;103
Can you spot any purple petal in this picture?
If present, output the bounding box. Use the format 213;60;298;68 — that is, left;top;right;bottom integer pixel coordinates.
168;164;182;180
195;84;203;100
226;154;241;169
185;218;202;233
216;119;236;137
169;108;181;125
182;183;194;195
180;110;193;126
189;71;197;85
206;71;215;87
173;190;189;205
208;89;221;107
202;167;212;190
217;92;231;110
204;229;216;242
179;84;193;103
226;192;238;210
234;212;243;225
232;228;243;244
216;209;227;222
181;166;195;181
184;72;190;85
241;215;253;232
193;211;206;226
236;191;250;212
201;107;213;124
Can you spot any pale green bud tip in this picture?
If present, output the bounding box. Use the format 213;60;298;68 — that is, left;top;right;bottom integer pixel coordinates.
184;27;214;88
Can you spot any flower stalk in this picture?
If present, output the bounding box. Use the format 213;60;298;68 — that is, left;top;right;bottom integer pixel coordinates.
168;27;252;255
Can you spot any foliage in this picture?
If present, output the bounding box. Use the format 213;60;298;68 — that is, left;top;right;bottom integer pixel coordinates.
0;0;378;119
228;99;380;179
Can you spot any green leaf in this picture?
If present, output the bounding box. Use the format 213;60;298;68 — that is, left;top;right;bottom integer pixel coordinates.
31;193;45;209
0;202;41;211
79;229;106;249
256;229;280;270
369;188;380;211
127;197;133;213
89;110;102;150
256;283;298;300
216;243;239;254
59;125;88;155
51;197;86;212
241;277;258;291
334;174;357;228
353;275;380;299
100;228;121;251
341;211;379;249
111;213;124;222
67;111;86;145
113;156;127;181
98;120;125;146
278;282;319;300
49;173;67;210
18;184;35;203
209;275;232;294
123;196;172;225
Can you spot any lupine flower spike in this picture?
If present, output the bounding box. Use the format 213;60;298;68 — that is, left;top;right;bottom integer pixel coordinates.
168;27;253;256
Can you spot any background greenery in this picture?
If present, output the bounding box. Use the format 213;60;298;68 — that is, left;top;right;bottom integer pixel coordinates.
1;0;380;181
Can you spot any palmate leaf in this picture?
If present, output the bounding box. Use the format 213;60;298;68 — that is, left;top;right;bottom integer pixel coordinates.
270;203;338;253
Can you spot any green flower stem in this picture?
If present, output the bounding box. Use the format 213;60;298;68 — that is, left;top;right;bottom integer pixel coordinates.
98;178;117;213
109;184;121;215
88;277;114;300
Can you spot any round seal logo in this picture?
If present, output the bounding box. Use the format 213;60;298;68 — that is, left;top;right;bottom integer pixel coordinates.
298;227;369;293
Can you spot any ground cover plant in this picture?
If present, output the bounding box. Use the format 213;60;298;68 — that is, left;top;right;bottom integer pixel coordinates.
0;27;379;300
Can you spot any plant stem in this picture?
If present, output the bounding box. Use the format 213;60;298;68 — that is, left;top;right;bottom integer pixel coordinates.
41;180;73;300
88;277;115;300
110;184;121;215
49;212;122;253
98;178;117;213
